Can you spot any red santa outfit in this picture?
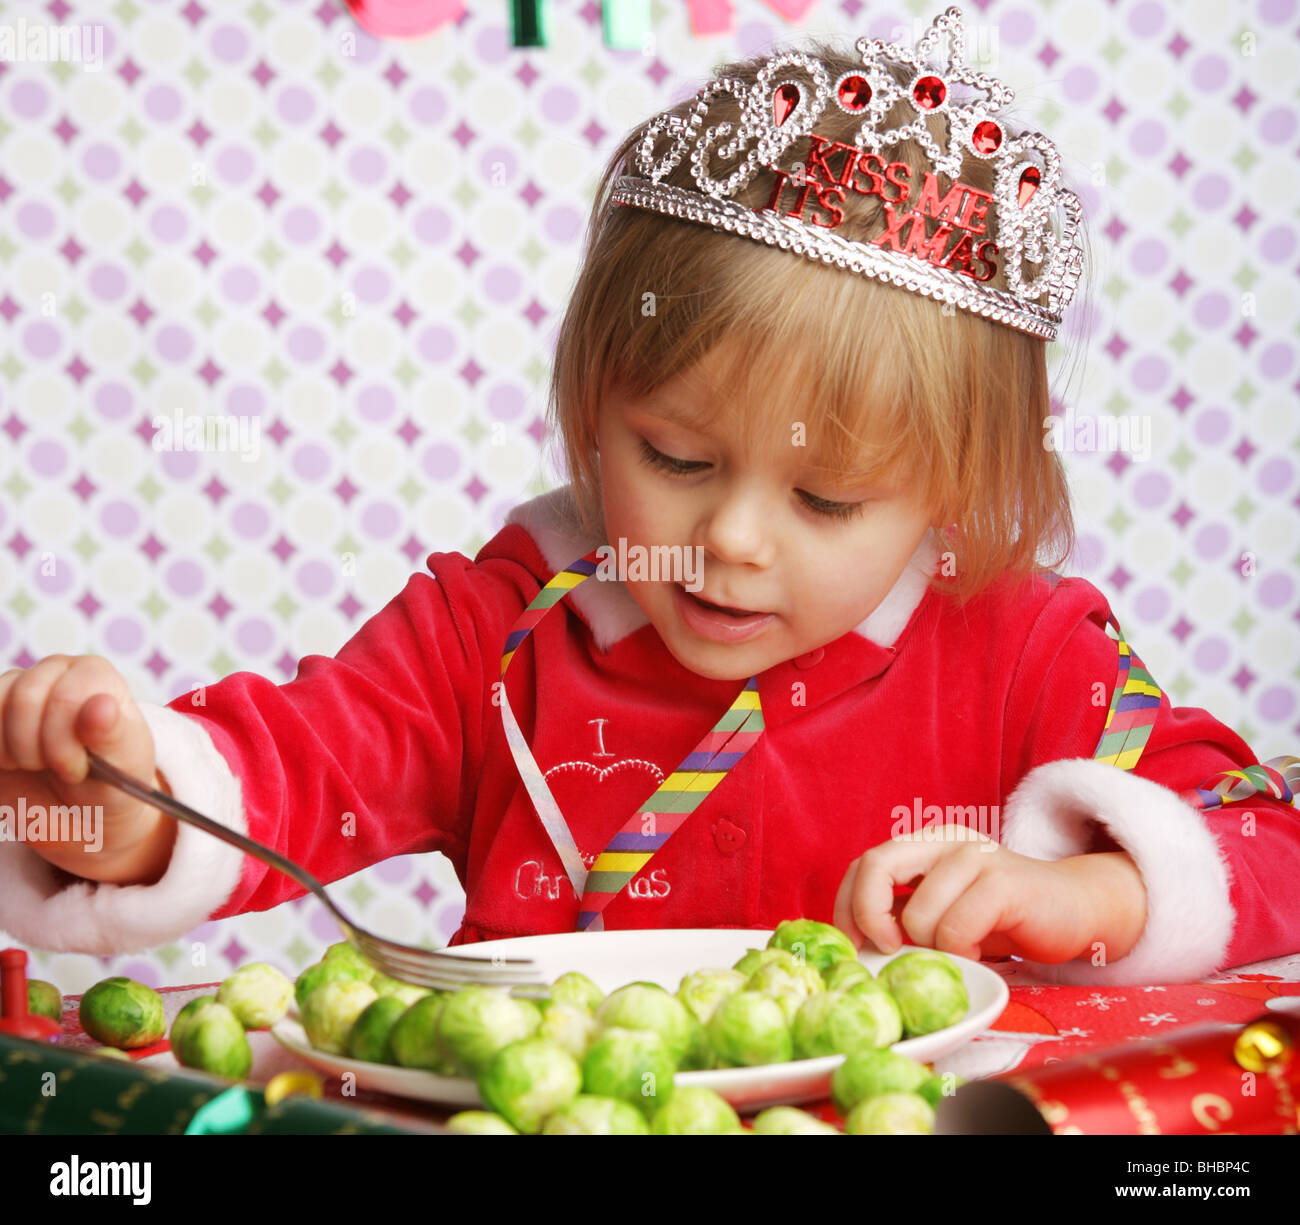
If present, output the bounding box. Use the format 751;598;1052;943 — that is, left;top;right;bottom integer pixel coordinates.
1;483;1297;985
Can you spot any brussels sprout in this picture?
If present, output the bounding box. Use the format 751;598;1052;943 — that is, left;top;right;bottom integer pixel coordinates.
445;1110;519;1135
821;959;873;992
548;971;604;1015
731;947;802;978
744;959;824;1025
595;984;694;1065
830;1047;930;1115
346;995;409;1063
300;978;379;1056
844;1091;935;1135
676;968;747;1026
581;1027;676;1119
541;1094;650;1135
767;919;859;976
793;987;902;1059
389;994;459;1073
79;978;166;1050
175;1001;253;1079
707;992;792;1067
649;1086;741;1135
294;959;368;1010
751;1106;843;1135
170;994;218;1051
679;1014;715;1071
878;951;969;1036
436;987;542;1075
537;1002;598;1061
28;979;62;1023
216;962;293;1029
917;1072;964;1107
321;941;377;982
478;1037;583;1134
370;972;432;1006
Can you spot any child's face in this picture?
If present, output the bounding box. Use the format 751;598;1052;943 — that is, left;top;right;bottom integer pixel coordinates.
595;352;940;681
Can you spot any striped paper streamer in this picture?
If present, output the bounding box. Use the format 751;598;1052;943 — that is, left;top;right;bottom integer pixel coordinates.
1094;614;1299;817
499;548;764;931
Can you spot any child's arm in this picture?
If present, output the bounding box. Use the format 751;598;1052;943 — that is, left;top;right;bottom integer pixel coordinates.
995;575;1300;984
0;549;522;956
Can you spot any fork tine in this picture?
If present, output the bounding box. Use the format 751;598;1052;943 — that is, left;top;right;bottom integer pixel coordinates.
350;933;548;992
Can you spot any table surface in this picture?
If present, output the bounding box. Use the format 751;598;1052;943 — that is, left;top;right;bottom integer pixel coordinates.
51;950;1300;1133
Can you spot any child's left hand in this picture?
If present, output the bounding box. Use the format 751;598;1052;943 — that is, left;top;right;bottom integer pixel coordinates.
833;824;1134;965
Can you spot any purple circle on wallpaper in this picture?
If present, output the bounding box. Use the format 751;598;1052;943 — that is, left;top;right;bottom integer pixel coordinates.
166;559;205;598
422;441;460;479
479;145;519;186
225;383;266;417
220;264;262;305
80;142;121;181
105;615;144;654
143;83;183;123
209;22;250;63
94;381;133;420
296;559;335;598
149;204;190;244
1257;685;1295;723
16;200;55;240
277;84;316;125
23;320;61;360
412;204;452;244
215;144;256;186
29;439;67;477
237;617;274;655
99;498;139;537
9;78;49;118
32;554;73;596
1193;636;1229;672
159;448;199;480
88;262;128;301
408;85;448;126
352;265;392;304
358;384;396;422
231;500;271;539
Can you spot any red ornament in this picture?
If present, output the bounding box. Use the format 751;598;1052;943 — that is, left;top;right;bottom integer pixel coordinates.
837;75;872;111
912;75;946;110
1017;165;1041;207
774;83;800;127
972;120;1002;154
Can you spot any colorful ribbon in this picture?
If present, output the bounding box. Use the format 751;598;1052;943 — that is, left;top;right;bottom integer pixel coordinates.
1093;614;1300;814
500;549;764;930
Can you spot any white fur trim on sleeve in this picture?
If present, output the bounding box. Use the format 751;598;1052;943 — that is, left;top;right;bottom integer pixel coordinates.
998;758;1235;985
0;701;248;955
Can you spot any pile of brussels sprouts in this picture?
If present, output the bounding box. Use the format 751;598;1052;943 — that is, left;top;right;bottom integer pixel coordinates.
293;919;970;1135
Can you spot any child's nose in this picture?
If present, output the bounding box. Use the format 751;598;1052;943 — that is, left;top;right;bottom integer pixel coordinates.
697;486;774;568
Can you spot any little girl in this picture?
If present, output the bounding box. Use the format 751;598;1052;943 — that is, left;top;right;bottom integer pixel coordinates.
2;9;1298;987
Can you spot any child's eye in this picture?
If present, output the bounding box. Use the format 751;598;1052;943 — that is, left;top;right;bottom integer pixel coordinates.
795;488;868;522
637;437;706;475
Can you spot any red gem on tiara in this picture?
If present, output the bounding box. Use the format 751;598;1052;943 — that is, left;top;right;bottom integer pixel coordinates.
837;75;872;111
912;75;946;110
1018;165;1041;207
774;83;800;127
972;120;1002;154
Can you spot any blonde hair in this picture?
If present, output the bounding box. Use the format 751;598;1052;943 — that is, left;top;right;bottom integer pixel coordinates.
547;36;1090;607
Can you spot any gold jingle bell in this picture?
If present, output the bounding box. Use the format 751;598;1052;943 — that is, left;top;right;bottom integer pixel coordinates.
1232;1020;1293;1074
264;1070;324;1106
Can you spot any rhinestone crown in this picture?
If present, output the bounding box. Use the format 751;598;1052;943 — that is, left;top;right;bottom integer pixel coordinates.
610;5;1084;342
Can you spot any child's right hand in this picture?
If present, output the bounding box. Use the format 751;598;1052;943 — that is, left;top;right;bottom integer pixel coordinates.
0;655;177;885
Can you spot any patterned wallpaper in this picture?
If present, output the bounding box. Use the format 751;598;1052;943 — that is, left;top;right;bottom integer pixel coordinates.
1;0;1296;994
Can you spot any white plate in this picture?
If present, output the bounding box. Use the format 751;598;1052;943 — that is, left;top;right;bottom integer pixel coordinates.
271;929;1009;1114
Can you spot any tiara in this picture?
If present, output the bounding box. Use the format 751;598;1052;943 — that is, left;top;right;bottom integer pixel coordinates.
610;5;1083;342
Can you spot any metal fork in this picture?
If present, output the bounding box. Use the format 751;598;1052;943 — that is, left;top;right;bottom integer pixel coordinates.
86;752;546;994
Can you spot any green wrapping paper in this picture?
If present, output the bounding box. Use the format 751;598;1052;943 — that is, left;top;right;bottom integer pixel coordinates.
0;1032;423;1135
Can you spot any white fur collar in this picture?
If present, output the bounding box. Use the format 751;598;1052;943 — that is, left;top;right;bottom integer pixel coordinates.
504;485;939;655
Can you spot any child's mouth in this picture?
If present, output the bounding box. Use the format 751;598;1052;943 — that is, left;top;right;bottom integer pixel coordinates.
674;584;775;642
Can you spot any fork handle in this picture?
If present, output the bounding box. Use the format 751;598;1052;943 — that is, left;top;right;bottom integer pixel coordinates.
85;751;324;902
